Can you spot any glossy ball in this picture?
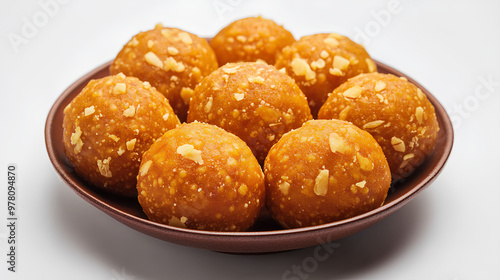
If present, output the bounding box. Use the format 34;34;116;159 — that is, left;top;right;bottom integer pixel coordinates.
137;122;265;231
264;119;391;228
210;16;295;65
62;73;180;197
318;73;440;180
110;24;218;121
275;33;376;117
187;62;312;163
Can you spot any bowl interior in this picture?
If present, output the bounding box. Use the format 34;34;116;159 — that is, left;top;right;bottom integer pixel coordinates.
45;60;453;253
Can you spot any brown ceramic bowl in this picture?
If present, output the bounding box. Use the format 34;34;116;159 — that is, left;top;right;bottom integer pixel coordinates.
45;60;453;253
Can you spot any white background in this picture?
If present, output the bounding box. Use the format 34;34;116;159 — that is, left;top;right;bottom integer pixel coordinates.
1;0;499;279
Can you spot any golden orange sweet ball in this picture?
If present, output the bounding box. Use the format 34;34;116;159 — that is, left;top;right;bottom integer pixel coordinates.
187;62;312;163
264;119;391;228
210;16;295;65
318;73;440;180
137;122;265;231
275;33;376;117
62;73;180;197
110;24;218;122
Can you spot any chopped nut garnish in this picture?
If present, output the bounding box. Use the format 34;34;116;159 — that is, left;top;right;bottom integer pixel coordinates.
163;113;169;121
374;81;386;92
164;57;185;72
355;181;366;188
366;58;376;72
346;126;359;137
310;58;326;69
238;184;248;196
180;87;194;104
291;57;316;81
126;138;137;151
279;182;290;196
415;107;424;124
227;157;236;166
160;29;171;38
329;132;349;154
363;120;385;129
333;55;350;70
144;51;163;69
117;147;125;156
342;85;363;99
71;126;83;154
391;136;406;152
177;144;203;165
178;32;193;44
236;35;247;42
234;93;245;101
279;67;286;73
256;106;280;122
314;169;329;196
140;160;153;176
84;106;95;116
168;216;187;228
113;83;127;94
323;37;340;47
167;46;179;55
116;73;126;80
320;50;329;59
97;157;112;178
400;76;408;81
222;65;240;74
204;96;213;113
248;76;265;84
123;105;135;117
329;68;343;76
376;93;385;103
108;134;120;142
417;88;425;100
305;69;316;81
142;81;151;89
339;105;351;120
403;153;415;161
128;37;139;47
147;40;154;48
356;153;373;171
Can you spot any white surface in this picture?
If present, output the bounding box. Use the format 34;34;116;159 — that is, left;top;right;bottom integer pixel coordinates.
1;0;499;279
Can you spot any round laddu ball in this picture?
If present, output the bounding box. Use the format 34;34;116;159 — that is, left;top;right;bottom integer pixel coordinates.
110;24;218;122
187;62;312;163
275;33;376;117
62;73;180;197
264;119;391;229
318;73;440;181
210;16;295;65
137;122;265;232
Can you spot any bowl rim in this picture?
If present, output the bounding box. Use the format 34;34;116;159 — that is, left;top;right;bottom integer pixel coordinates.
45;59;454;251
